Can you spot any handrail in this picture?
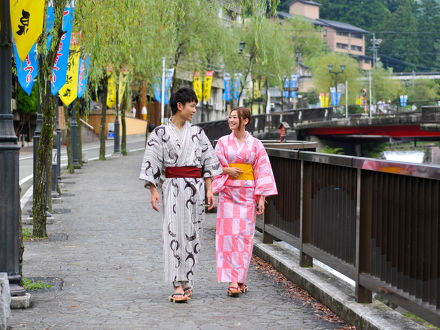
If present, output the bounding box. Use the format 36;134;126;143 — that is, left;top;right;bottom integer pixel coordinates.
263;147;440;326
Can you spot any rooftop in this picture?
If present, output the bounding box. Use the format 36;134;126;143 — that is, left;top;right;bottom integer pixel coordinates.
288;0;322;7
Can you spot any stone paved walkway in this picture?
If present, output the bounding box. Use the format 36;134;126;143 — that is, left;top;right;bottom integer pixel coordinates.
10;152;349;329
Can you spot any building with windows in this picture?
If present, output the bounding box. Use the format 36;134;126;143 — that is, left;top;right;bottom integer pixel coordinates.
280;0;372;70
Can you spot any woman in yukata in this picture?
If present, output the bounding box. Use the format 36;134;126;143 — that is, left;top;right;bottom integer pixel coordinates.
212;107;278;297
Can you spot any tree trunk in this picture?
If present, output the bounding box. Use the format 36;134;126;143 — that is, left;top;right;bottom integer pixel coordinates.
264;78;269;113
32;1;69;238
76;100;82;167
121;90;127;156
32;95;55;238
64;106;74;174
99;78;108;160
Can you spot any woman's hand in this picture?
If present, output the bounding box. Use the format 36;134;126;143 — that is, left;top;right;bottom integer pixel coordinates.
224;167;243;179
150;185;161;212
256;195;265;215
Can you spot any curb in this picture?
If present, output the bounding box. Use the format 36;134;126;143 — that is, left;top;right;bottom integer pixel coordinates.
252;233;425;330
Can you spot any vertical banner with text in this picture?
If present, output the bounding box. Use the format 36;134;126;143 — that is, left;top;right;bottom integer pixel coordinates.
193;71;203;102
51;6;75;95
13;42;38;95
10;0;45;61
223;73;231;102
77;56;90;99
203;71;214;103
106;68;117;109
118;68;129;106
58;33;80;106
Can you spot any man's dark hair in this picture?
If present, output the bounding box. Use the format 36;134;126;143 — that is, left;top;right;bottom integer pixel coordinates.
170;87;198;115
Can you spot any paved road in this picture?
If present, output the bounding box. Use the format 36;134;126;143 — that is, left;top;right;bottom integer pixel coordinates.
18;135;147;182
10;151;350;329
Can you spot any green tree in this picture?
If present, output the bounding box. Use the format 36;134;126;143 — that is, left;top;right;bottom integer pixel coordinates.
33;0;70;238
377;0;421;71
310;52;361;105
368;63;403;104
407;79;440;103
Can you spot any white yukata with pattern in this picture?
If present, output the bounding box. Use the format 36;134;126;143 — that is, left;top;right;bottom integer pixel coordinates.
139;120;222;286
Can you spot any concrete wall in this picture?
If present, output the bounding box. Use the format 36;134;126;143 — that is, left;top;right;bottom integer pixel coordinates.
87;113;147;137
290;2;319;19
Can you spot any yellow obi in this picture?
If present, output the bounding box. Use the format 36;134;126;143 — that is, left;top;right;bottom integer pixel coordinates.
228;163;254;180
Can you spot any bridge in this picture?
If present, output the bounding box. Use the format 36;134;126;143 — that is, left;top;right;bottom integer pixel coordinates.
199;106;440;154
196;108;440;326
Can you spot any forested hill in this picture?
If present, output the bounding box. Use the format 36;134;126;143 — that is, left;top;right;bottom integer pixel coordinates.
278;0;440;72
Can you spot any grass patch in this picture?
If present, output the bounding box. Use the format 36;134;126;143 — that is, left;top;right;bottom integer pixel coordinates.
22;228;33;241
22;277;53;291
404;312;439;329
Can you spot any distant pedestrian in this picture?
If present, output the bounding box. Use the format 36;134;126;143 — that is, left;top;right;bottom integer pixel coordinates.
212;107;277;297
132;105;137;118
139;87;221;303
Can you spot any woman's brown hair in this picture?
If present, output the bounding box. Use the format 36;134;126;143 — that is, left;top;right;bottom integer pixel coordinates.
230;107;251;128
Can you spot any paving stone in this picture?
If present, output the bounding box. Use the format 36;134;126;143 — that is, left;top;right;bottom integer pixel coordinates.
9;152;351;329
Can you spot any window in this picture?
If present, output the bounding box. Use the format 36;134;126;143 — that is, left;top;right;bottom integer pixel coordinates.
337;31;349;37
351;33;363;39
336;43;349;50
351;45;362;52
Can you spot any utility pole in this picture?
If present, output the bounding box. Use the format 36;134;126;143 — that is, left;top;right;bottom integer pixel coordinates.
160;57;165;125
0;0;25;296
369;33;382;118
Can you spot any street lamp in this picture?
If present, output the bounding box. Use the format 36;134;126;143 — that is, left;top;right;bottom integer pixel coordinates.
0;0;25;296
328;64;345;109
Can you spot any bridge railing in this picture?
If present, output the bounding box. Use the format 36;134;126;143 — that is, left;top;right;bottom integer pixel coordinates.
197;105;440;140
261;148;440;326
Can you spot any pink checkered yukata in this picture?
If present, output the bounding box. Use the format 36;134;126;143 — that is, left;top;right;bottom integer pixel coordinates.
212;132;277;283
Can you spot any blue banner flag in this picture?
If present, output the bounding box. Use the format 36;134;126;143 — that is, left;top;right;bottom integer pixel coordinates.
233;73;241;101
223;73;231;102
153;69;174;104
283;77;289;99
330;87;341;106
153;77;161;103
77;56;90;98
13;42;38;95
289;75;298;98
51;7;75;95
400;95;408;107
46;6;54;49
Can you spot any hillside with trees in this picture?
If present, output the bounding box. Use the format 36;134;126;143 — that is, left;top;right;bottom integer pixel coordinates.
278;0;440;72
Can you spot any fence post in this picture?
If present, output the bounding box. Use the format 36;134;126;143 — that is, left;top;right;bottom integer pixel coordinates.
300;160;313;267
355;168;373;303
262;204;274;244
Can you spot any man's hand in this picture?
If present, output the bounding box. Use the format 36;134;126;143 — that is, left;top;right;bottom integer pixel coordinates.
206;190;215;210
150;185;161;212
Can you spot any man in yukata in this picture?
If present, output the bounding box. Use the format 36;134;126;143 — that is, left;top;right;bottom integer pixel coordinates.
139;87;222;303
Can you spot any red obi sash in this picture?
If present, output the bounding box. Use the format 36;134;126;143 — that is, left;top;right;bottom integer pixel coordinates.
165;166;202;178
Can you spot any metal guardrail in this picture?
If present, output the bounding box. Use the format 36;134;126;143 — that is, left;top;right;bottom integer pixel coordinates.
261;149;440;326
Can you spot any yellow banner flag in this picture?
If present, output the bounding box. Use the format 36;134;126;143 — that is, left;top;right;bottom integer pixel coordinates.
107;70;117;108
58;35;80;106
203;71;214;103
253;80;262;99
10;0;45;61
193;71;203;102
118;67;129;106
